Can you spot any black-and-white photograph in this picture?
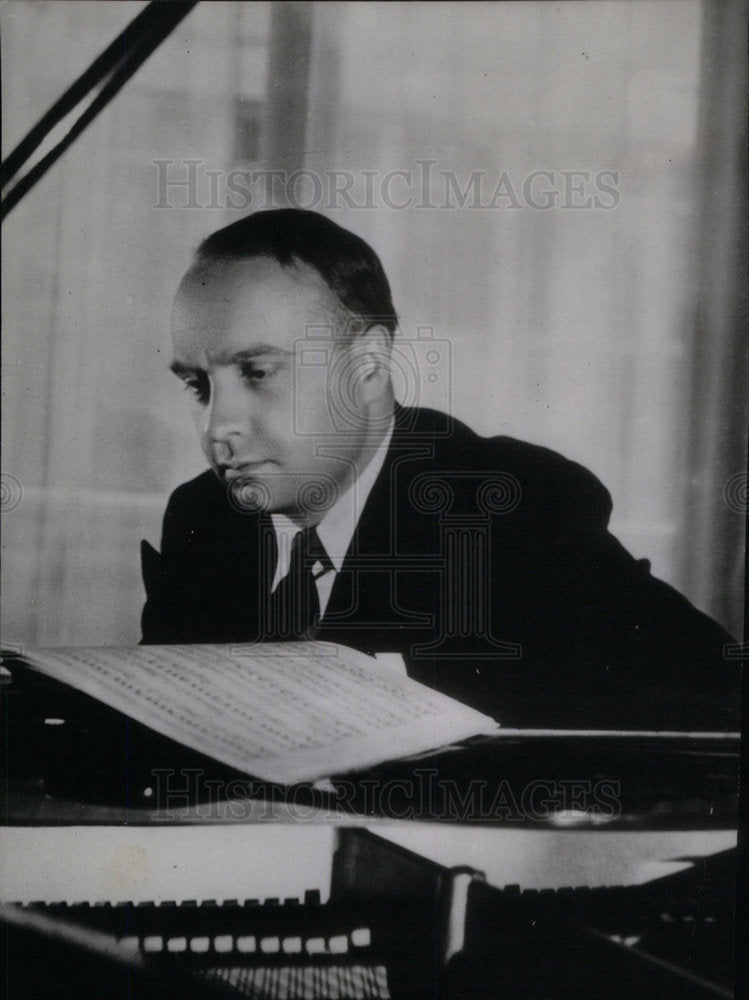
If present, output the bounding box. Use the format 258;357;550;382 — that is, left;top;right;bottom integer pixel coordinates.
1;2;744;997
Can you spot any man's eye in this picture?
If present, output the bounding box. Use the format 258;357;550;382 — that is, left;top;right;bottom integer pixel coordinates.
241;363;276;384
183;377;209;403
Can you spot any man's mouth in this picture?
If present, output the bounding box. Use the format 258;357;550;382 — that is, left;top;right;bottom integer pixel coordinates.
221;462;274;481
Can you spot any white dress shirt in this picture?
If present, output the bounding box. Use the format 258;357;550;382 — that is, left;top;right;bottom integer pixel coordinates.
270;419;394;618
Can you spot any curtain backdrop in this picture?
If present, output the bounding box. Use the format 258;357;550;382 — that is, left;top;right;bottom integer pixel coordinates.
1;1;744;646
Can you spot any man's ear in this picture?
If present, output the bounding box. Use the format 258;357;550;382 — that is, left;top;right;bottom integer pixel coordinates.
349;323;392;394
330;324;393;416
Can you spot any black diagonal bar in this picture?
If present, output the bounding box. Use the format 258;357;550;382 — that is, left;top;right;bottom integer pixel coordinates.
2;2;164;188
1;1;198;219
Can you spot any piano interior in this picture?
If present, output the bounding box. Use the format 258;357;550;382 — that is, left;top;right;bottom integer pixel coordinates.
1;824;737;999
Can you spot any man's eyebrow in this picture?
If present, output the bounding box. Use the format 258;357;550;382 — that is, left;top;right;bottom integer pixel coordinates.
169;346;292;375
217;346;293;365
169;360;198;377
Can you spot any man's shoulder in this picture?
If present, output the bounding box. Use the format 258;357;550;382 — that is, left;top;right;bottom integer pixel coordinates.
166;468;223;508
162;468;252;531
399;406;612;520
403;406;606;479
159;468;264;554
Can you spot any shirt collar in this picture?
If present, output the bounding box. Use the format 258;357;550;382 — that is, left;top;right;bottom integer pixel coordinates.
271;417;394;578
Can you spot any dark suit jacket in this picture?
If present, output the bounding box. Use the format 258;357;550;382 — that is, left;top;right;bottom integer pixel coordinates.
142;405;738;730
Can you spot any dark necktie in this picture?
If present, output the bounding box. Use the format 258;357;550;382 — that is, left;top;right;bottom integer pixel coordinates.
265;526;330;640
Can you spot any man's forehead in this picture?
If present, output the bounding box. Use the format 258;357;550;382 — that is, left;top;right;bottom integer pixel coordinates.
171;256;338;358
175;256;332;318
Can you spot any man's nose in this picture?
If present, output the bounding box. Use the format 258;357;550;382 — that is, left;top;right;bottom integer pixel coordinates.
205;377;251;450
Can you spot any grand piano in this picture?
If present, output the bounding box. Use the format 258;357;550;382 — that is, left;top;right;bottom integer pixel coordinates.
1;644;740;998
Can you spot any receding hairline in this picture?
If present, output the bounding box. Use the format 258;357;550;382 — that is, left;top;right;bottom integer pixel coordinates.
175;253;367;341
180;251;329;291
176;252;388;341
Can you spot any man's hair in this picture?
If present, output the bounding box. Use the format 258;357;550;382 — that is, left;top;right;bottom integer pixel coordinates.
195;209;398;338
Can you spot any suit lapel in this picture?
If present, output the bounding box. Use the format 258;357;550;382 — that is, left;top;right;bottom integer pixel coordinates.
322;405;440;627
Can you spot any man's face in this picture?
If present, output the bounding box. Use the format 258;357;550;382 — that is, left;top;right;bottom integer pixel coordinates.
171;256;373;521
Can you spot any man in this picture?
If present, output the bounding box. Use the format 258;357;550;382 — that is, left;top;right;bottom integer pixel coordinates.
142;209;738;730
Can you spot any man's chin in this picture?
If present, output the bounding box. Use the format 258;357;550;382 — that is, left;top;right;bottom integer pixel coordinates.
221;467;341;518
225;475;275;514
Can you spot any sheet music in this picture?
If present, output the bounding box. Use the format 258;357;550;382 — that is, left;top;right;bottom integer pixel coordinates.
22;642;500;785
